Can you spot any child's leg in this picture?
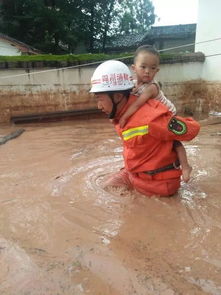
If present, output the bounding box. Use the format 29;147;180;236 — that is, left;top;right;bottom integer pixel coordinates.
174;141;192;182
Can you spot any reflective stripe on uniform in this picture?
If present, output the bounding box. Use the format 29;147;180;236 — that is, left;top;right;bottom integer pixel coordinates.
122;125;148;141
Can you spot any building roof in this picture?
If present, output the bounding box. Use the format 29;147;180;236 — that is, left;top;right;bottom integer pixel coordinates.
149;23;196;38
108;33;145;49
0;33;41;55
104;23;196;51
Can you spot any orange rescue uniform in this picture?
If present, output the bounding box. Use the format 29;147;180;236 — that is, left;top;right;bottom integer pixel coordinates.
111;95;200;197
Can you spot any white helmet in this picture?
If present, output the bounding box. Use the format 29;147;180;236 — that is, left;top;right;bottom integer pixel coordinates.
90;60;134;93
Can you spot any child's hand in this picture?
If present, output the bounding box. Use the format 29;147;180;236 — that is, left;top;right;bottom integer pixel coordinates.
119;117;126;128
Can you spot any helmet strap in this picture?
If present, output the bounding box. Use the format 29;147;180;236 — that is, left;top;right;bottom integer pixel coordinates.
108;93;120;119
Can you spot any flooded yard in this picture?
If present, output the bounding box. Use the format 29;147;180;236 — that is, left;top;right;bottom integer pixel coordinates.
0;117;221;295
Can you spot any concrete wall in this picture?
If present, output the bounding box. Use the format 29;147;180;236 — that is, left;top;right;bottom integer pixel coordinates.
0;57;220;123
195;0;221;81
0;40;21;56
0;66;96;122
156;61;202;82
156;61;221;115
155;36;195;53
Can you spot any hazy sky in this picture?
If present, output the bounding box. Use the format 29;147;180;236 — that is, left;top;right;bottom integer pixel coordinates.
151;0;199;26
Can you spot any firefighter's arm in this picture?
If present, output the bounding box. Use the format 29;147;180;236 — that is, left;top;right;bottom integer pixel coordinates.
149;115;200;141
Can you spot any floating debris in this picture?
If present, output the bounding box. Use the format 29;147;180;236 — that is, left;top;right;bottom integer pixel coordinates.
0;128;25;145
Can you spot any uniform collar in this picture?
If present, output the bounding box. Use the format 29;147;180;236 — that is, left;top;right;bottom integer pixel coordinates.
114;95;136;123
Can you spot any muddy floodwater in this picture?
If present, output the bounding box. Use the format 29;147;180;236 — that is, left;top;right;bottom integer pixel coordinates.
0;117;221;295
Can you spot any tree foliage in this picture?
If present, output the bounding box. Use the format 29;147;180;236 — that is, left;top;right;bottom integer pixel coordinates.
0;0;155;54
117;0;155;34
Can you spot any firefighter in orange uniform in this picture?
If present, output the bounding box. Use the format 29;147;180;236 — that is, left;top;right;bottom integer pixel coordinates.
90;60;200;197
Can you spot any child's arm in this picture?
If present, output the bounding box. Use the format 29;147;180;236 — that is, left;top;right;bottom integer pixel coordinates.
119;84;158;128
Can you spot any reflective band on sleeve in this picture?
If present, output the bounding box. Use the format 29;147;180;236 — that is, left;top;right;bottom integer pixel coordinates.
122;125;149;141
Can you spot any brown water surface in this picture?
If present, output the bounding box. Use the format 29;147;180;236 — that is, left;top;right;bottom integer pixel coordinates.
0;118;221;295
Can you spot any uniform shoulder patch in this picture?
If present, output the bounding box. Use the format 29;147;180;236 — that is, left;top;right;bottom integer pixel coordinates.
168;117;187;135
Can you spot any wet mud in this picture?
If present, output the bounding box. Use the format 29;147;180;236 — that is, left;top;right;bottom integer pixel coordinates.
0;118;221;295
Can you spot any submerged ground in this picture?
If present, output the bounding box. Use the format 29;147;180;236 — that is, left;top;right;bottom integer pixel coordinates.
0;117;220;295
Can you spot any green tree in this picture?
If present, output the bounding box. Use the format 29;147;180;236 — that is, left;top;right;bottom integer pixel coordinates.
79;0;120;53
0;0;86;53
117;0;155;35
0;0;155;54
94;0;156;51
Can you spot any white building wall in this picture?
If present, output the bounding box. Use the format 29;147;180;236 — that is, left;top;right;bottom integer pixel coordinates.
0;40;21;56
195;0;221;81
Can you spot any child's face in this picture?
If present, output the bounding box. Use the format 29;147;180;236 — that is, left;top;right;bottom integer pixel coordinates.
132;52;159;83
